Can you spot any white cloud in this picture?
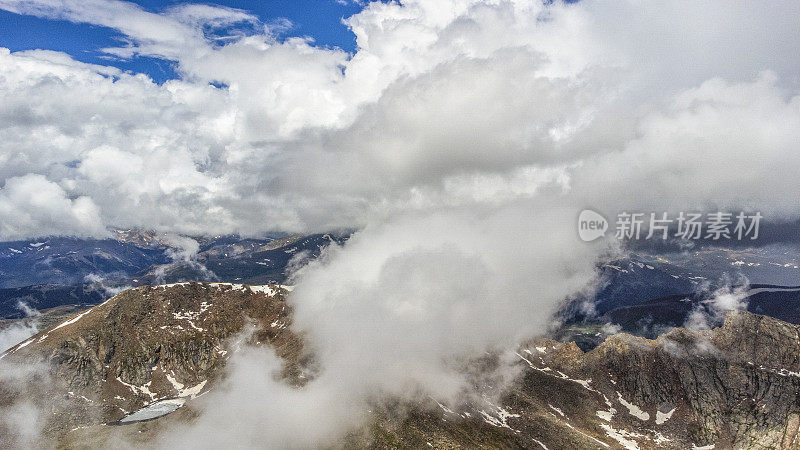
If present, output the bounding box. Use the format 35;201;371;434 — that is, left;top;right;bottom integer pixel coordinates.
0;361;49;447
571;72;800;219
0;1;797;239
0;321;38;354
0;0;259;61
685;277;751;331
0;174;106;240
0;306;47;447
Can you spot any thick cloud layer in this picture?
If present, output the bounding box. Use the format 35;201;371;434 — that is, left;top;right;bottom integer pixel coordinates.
1;0;799;238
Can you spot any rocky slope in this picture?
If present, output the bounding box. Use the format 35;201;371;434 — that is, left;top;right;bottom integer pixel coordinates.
3;282;800;449
0;282;300;445
344;311;795;449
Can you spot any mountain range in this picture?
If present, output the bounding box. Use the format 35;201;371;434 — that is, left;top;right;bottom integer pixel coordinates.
0;231;348;318
3;234;800;447
3;282;800;448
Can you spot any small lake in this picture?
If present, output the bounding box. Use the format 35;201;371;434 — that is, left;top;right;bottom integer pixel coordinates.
117;398;186;424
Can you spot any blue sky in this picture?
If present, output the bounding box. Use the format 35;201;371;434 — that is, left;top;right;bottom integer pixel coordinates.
0;0;365;83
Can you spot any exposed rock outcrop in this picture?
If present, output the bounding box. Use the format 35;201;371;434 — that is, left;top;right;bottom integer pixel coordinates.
0;282;300;442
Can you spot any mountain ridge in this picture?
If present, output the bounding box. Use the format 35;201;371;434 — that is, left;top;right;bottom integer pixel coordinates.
3;282;800;448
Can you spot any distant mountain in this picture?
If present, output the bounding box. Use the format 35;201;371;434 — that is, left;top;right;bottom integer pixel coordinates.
0;284;104;318
0;236;171;289
137;233;347;286
645;246;800;286
603;285;800;337
0;231;349;319
592;259;696;315
590;246;800;316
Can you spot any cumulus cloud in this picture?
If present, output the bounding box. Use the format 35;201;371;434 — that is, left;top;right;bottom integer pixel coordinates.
0;0;799;446
0;300;42;450
0;320;38;354
83;273;131;296
685;278;751;331
163;234;201;262
0;174;106;240
0;360;50;448
162;345;368;448
0;1;798;238
149;234;218;283
0;302;40;353
571;72;800;219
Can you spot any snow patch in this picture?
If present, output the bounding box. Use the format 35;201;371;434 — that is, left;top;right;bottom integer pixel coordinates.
596;410;614;421
115;378;157;401
479;399;520;433
653;431;671;444
166;373;184;391
249;285;277;296
208;282;246;291
172;309;207;332
548;404;565;417
15;337;34;350
160;282;190;288
600;424;643;450
532;438;549;449
617;392;650;421
52;309;94;331
656;407;676;425
178;380;207;399
436;401;455;415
